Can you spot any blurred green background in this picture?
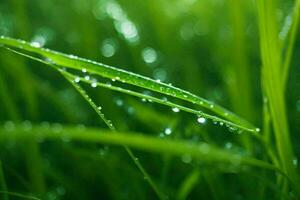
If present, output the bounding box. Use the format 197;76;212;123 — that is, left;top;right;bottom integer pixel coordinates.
0;0;300;199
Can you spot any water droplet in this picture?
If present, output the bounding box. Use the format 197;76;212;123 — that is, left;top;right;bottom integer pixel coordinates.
172;107;180;113
210;104;214;108
293;158;298;167
74;77;80;83
142;47;157;64
225;142;232;149
115;99;123;106
82;68;87;73
228;126;237;133
91;80;97;88
101;38;117;57
98;106;102;110
127;107;135;114
197;117;206;124
164;128;172;135
84;75;90;81
69;54;78;59
255;128;260;132
30;41;42;48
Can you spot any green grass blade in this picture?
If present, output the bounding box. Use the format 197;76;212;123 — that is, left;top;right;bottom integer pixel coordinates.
0;36;259;134
58;69;166;200
256;0;300;195
0;124;286;175
0;160;9;200
63;71;258;134
282;0;300;88
177;169;200;200
0;191;41;200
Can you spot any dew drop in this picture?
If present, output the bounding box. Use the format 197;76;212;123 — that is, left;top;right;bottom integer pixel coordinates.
84;75;90;81
74;77;80;83
91;80;97;88
197;117;206;124
255;128;260;132
98;106;102;110
172;107;180;113
69;54;78;59
115;99;123;106
164;128;172;135
293;158;298;167
30;41;42;48
142;47;157;64
225;142;232;149
82;68;87;73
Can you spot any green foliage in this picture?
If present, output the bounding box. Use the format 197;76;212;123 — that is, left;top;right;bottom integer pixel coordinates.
0;0;300;199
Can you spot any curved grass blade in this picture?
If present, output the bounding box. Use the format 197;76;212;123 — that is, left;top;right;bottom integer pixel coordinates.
59;69;166;200
0;161;9;200
177;169;200;200
0;36;259;133
64;72;260;135
0;191;41;200
2;47;166;199
282;0;300;88
0;124;287;177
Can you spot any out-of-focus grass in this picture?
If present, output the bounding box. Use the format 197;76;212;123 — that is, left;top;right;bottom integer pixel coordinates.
0;0;300;199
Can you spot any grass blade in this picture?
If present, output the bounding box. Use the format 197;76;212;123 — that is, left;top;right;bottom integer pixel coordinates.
282;0;300;88
0;124;286;175
0;36;259;134
0;160;9;200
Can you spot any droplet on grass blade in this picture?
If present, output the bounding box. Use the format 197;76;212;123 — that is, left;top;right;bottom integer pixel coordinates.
74;77;80;83
172;107;180;113
164;128;172;135
197;117;206;124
